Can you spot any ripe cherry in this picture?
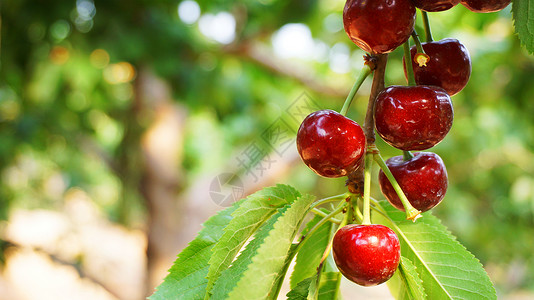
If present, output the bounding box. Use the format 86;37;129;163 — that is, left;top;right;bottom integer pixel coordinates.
460;0;511;13
411;0;460;12
379;152;448;212
333;224;400;286
404;38;471;96
296;110;366;178
374;85;453;151
343;0;416;54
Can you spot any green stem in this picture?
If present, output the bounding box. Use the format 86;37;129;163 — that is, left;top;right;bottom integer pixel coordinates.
312;211;348;300
347;194;355;224
353;196;364;224
422;11;434;42
295;201;348;255
310;193;350;209
340;65;372;116
362;152;373;225
403;150;414;161
411;29;425;55
312;208;341;224
403;41;416;86
373;153;421;221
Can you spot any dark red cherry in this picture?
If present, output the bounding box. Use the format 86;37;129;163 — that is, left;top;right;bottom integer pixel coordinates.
411;0;460;12
461;0;511;13
379;152;448;212
403;38;471;96
296;110;366;178
333;224;400;286
343;0;416;54
374;85;453;151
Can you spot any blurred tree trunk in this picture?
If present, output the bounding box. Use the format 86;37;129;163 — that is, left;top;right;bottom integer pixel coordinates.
133;68;188;297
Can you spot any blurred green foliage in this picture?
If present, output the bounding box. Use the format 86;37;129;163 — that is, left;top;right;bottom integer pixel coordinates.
1;0;533;296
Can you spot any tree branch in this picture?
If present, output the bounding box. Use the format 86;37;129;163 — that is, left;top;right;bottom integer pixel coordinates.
225;42;349;98
347;54;388;195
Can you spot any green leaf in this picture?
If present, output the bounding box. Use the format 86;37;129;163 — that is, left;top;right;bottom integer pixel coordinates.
210;205;289;299
286;273;342;300
388;256;427;300
290;210;334;288
317;272;342;300
512;0;534;53
228;194;316;299
287;277;314;300
373;201;497;300
149;200;241;300
206;184;301;296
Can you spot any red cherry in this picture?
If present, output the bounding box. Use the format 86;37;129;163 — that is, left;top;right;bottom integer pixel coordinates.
374;85;453;151
296;110;366;178
411;0;460;12
460;0;511;13
404;38;471;96
379;152;448;212
343;0;416;54
333;224;400;286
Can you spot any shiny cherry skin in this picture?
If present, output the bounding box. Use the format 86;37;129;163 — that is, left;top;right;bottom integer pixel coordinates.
379;152;448;212
296;110;366;178
403;38;471;96
460;0;511;13
343;0;416;54
411;0;460;12
333;224;400;286
374;85;453;151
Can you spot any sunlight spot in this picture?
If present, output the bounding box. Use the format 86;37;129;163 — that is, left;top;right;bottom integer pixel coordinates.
199;12;236;44
272;23;314;60
103;62;136;84
178;0;201;25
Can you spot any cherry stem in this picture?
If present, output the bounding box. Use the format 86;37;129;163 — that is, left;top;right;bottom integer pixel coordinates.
403;150;414;161
373;152;422;221
312;208;341;224
310;192;350;209
296;200;347;255
422;11;434;42
313;208;349;299
403;41;416;86
353;196;364;223
340;65;372;116
411;29;425;55
362;152;373;225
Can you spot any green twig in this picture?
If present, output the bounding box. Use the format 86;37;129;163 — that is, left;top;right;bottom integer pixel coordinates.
310;193;350;209
411;29;430;67
373;153;421;221
296;201;348;255
403;41;416;86
340;65;372;116
411;29;425;54
362;152;373;225
421;11;434;42
312;208;341;224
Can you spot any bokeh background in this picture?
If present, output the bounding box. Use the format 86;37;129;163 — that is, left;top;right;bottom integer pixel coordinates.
1;0;533;299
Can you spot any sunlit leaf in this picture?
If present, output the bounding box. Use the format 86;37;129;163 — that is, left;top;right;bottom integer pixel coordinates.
374;201;496;300
227;194;315;299
206;184;301;296
290;209;334;288
512;0;534;53
210;205;289;298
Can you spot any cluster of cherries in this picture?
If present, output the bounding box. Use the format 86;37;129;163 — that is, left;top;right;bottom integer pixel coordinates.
296;0;511;287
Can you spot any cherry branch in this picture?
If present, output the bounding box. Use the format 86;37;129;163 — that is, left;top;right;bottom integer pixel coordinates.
225;42;349;98
363;54;388;144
